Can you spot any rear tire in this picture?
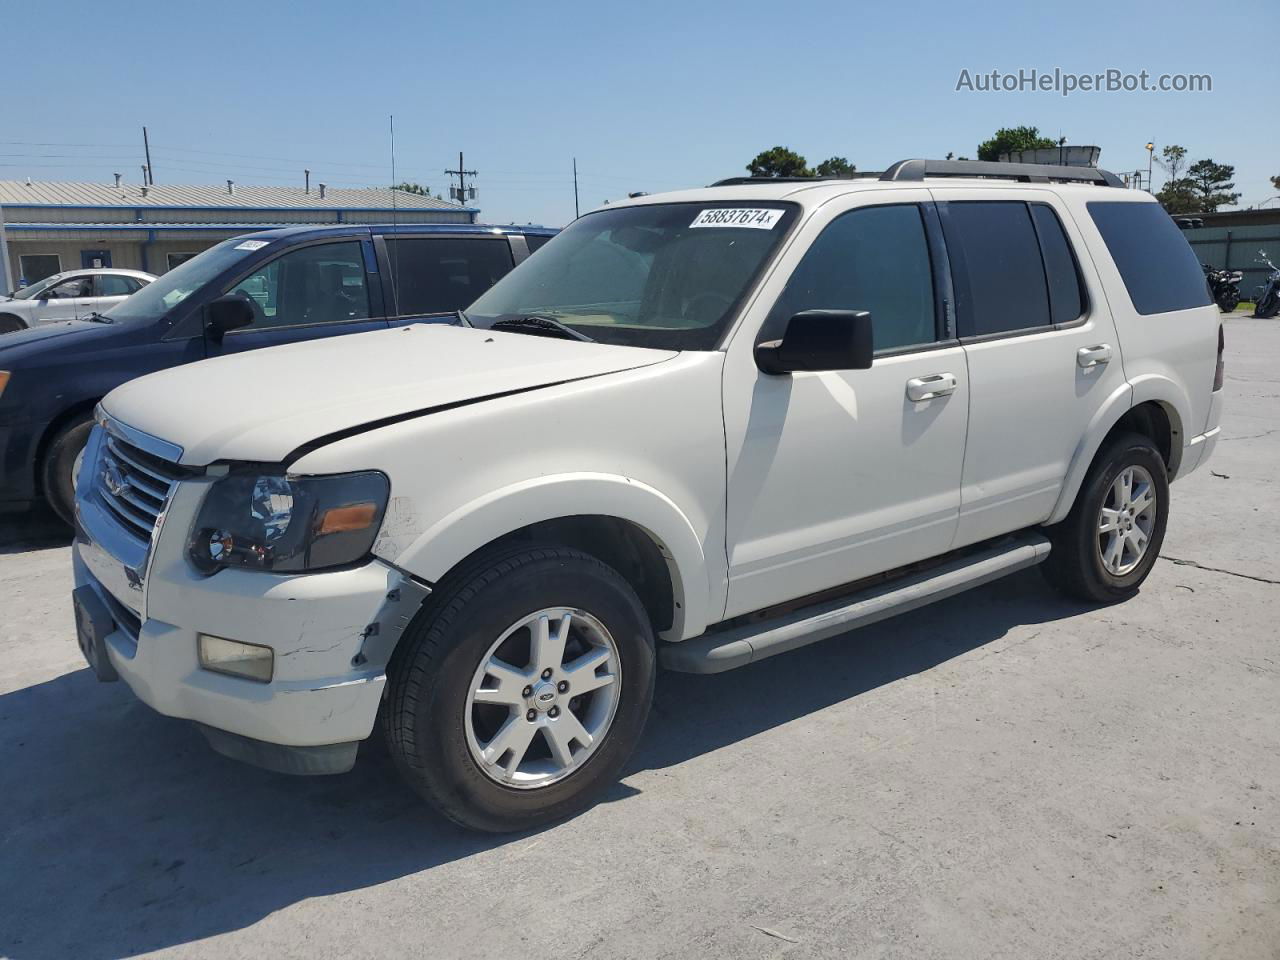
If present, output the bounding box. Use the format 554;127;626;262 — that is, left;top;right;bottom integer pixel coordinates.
0;313;26;334
41;414;94;527
1041;432;1169;604
383;544;655;832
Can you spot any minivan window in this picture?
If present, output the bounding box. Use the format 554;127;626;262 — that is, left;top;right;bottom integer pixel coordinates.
468;202;799;350
227;241;370;329
942;201;1051;337
384;237;515;316
1087;201;1213;315
765;204;937;352
1030;204;1085;325
104;238;266;323
525;235;552;253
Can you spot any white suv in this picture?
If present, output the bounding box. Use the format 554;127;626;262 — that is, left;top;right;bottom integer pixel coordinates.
72;160;1223;831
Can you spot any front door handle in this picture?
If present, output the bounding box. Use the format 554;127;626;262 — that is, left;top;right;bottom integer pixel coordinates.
906;373;958;402
1077;344;1112;367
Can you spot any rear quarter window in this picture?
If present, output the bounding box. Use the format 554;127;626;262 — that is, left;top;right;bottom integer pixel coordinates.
1087;201;1212;315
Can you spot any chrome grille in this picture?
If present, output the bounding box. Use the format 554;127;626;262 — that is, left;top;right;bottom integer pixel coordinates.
93;433;185;542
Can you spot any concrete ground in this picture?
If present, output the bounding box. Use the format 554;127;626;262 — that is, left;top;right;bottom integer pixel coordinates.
1;321;1276;960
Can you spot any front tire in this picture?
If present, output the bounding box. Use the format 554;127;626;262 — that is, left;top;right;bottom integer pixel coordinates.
41;414;95;526
0;313;26;334
383;544;655;832
1041;432;1169;604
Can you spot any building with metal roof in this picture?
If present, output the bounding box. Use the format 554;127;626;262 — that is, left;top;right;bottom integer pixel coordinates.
0;179;479;292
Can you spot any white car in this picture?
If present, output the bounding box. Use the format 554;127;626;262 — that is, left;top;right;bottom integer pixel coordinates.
0;268;156;333
71;159;1223;831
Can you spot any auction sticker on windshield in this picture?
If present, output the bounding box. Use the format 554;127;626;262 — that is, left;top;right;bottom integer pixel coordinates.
690;208;784;229
234;239;270;251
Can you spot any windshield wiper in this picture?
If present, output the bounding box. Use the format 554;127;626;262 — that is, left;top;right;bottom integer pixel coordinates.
489;315;594;343
82;311;114;324
455;308;473;327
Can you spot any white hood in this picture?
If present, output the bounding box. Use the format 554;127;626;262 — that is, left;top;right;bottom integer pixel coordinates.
102;324;677;465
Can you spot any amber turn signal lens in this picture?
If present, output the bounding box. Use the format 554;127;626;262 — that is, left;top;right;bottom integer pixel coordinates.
0;371;10;400
317;502;378;535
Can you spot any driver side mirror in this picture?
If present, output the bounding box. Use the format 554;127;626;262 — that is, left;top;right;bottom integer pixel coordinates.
205;294;255;341
755;310;874;375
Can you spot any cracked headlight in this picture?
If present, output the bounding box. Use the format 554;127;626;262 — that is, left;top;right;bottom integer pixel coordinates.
190;470;389;574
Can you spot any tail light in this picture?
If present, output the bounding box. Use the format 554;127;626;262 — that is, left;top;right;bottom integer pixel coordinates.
1213;324;1225;391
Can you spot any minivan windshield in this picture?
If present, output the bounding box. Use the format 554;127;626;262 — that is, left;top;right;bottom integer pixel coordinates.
467;201;798;349
103;237;271;323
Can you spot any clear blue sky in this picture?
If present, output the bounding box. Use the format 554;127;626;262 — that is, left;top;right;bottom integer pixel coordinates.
4;0;1276;226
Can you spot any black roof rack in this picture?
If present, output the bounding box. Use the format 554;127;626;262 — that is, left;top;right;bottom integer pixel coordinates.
880;158;1124;187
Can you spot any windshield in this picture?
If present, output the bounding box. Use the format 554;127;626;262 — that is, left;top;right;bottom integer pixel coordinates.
467;202;798;349
103;237;270;322
11;274;65;300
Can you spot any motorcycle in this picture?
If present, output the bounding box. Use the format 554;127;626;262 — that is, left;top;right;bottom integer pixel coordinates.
1253;251;1280;319
1202;262;1243;313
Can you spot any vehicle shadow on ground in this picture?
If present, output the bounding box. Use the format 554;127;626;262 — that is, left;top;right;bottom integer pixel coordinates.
0;506;71;555
0;569;1086;959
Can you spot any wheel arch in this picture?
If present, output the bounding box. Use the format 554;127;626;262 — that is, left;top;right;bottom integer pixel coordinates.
382;473;714;641
1047;379;1187;525
33;398;100;497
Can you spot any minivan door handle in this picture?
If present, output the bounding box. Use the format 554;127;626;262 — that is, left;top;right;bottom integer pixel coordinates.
905;373;958;401
1077;344;1112;367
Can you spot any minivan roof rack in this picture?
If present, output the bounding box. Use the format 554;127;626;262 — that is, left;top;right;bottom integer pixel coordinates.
880;158;1124;187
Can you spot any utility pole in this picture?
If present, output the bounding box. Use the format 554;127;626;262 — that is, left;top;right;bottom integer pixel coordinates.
143;126;154;185
573;157;580;219
444;151;477;206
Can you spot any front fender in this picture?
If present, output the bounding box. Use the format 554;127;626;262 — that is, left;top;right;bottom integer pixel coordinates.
379;472;714;640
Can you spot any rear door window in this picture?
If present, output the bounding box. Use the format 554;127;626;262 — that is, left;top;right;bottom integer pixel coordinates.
941;201;1051;337
383;237;515;316
525;235;552;253
1087;201;1213;315
98;275;142;297
1029;204;1085;325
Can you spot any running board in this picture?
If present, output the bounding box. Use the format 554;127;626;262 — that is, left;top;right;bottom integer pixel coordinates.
661;533;1052;674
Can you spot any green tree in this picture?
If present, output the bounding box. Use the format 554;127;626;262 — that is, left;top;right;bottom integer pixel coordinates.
747;146;811;178
1153;145;1188;184
1272;174;1280;192
393;181;426;195
814;156;856;178
1156;178;1200;214
1186;159;1240;212
976;126;1056;162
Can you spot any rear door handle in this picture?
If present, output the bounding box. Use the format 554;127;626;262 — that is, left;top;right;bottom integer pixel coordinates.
1077;344;1112;367
906;373;957;401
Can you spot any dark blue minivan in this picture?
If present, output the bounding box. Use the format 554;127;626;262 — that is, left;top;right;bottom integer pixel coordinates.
0;223;556;523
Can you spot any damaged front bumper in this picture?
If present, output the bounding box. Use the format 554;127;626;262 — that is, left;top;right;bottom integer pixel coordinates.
73;467;430;775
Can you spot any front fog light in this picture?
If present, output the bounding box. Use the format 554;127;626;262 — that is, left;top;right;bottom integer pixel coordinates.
198;634;274;683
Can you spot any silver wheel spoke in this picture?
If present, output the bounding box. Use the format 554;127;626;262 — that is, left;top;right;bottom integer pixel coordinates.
1130;486;1154;516
1098;507;1123;534
473;657;529;706
1104;533;1125;573
544;710;592;767
531;612;570;673
563;646;616;695
483;715;538;775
